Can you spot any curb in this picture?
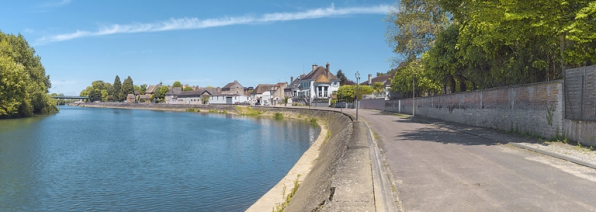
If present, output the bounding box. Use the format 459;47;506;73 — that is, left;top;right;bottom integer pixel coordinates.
360;119;399;212
509;143;596;170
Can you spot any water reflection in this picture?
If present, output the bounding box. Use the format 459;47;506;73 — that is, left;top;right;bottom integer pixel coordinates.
0;106;319;211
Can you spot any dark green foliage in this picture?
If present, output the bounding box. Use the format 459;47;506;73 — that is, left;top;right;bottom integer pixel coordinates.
274;112;284;120
386;0;596;95
111;75;122;101
336;69;348;85
120;76;134;100
0;31;57;118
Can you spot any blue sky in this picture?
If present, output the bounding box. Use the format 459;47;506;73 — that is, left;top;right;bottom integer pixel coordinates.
1;0;397;95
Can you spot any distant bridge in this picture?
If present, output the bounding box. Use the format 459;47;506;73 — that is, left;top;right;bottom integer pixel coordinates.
51;96;88;100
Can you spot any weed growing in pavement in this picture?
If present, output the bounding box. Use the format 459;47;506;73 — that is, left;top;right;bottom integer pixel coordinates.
272;174;301;212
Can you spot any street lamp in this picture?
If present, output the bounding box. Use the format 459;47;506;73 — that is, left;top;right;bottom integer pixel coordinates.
355;71;360;121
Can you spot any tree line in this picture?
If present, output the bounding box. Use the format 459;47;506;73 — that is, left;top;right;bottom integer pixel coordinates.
386;0;596;97
80;78;195;102
0;31;57;119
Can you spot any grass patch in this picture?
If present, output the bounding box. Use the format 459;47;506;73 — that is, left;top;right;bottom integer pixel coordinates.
273;174;301;212
309;118;319;128
323;129;331;145
185;108;200;112
237;106;263;116
372;131;378;139
274;112;284;120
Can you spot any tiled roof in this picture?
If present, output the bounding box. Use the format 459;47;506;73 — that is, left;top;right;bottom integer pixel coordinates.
165;87;182;95
146;85;160;94
315;74;331;83
361;70;397;86
178;90;207;98
222;80;243;89
302;66;338;81
253;84;275;94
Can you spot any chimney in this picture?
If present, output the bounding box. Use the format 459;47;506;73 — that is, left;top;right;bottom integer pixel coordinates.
291;76;294;84
326;62;330;79
312;64;318;72
368;74;372;85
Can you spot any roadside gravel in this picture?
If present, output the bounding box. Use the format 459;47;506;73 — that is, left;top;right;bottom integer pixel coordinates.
518;141;596;166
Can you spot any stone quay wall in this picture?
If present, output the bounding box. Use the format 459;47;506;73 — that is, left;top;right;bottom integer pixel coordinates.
75;102;358;211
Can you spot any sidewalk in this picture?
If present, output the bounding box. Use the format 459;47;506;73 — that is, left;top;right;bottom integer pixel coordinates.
388;111;596;170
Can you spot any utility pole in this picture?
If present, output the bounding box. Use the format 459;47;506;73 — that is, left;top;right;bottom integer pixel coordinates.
413;73;416;117
355;71;361;121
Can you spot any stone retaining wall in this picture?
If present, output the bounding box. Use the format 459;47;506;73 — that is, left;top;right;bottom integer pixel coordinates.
385;80;565;139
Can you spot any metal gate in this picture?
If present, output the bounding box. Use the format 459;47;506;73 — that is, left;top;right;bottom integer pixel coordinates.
565;65;596;121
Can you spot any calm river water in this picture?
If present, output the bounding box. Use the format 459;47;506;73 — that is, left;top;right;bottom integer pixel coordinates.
0;106;319;211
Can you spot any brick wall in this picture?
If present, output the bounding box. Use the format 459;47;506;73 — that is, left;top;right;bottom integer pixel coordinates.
385;80;564;138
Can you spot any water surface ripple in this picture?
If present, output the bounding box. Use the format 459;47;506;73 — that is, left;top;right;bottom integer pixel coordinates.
0;106;319;211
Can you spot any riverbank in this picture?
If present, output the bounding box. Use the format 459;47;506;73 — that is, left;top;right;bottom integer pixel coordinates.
74;102;388;211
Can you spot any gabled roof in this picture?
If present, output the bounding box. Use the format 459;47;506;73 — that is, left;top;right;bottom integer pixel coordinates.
127;94;135;98
178;90;211;98
146;85;161;94
361;70;397;86
165;87;182;96
302;66;338;81
253;84;275;94
222;80;243;90
315;74;331;83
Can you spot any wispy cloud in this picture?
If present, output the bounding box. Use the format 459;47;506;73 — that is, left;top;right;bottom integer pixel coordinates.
35;4;391;45
41;0;72;8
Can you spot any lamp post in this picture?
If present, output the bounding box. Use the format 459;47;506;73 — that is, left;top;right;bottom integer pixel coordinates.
355;71;360;121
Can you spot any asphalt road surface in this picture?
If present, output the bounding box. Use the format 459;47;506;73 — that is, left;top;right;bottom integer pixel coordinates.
341;108;596;212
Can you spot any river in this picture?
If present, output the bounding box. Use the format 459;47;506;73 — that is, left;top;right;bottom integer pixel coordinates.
0;106;319;211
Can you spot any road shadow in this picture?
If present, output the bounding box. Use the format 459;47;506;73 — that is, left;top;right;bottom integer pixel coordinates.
372;110;541;146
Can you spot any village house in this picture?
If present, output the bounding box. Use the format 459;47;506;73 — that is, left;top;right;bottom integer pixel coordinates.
292;62;340;106
251;84;275;105
359;71;397;100
165;87;183;104
177;90;212;104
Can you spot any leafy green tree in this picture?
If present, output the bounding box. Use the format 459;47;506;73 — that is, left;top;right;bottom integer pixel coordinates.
140;84;147;95
133;85;141;93
172;81;182;88
372;82;385;96
120;76;134;101
336;70;348;85
0;32;56;118
385;0;450;61
336;85;374;102
101;90;109;101
111;75;121;101
155;86;169;101
88;89;101;102
391;56;441;98
183;87;193;91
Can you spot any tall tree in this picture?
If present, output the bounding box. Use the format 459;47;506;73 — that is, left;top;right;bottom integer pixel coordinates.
111;75;121;101
120;76;134;101
385;0;450;62
336;70;348;85
140;84;147;95
0;31;56;118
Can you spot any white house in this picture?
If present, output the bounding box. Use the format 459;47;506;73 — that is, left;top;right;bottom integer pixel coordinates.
177;90;211;104
210;94;250;104
292;62;340;106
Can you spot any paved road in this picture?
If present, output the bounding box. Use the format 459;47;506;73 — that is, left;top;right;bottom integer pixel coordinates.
337;108;596;212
